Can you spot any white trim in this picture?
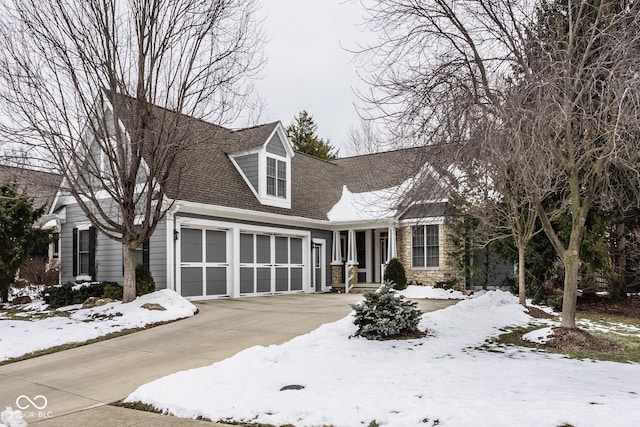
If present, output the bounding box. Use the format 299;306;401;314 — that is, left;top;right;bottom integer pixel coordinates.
259;153;291;209
175;217;310;300
312;238;327;292
331;230;342;265
263;122;296;158
410;223;441;269
165;213;175;292
174;199;330;229
228;153;260;200
75;221;92;231
399;217;445;226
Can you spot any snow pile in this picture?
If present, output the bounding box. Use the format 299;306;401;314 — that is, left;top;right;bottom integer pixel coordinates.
523;326;555;344
0;289;197;362
0;408;26;427
126;290;640;426
399;284;466;300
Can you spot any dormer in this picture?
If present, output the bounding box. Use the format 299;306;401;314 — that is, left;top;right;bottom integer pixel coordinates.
230;122;295;209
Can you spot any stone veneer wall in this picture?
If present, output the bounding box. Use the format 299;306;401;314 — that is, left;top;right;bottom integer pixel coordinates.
396;224;459;288
331;265;342;285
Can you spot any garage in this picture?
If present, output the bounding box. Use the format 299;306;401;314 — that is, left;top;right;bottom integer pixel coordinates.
179;227;230;298
239;233;304;295
176;219;310;300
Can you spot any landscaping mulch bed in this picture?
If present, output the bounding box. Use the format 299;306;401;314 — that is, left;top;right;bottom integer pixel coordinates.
577;294;640;320
381;330;428;340
545;327;621;353
526;306;555;319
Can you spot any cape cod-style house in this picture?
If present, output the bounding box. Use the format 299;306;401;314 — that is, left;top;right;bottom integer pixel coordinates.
44;98;508;300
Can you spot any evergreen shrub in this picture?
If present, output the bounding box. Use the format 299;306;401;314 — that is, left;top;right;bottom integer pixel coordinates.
102;283;123;300
42;281;116;308
383;258;407;290
351;281;423;340
136;264;156;296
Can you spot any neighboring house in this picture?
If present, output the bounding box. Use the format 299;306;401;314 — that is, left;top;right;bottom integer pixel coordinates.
0;165;63;263
46;100;509;300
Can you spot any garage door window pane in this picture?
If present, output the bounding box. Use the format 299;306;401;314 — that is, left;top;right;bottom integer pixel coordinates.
291;267;303;291
275;267;288;291
275;237;288;264
256;235;271;264
290;238;302;264
240;233;254;263
206;267;227;295
240;267;254;293
206;230;226;263
257;267;271;293
181;229;202;263
181;267;202;297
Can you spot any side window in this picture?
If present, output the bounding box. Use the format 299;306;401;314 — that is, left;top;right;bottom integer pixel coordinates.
73;227;96;279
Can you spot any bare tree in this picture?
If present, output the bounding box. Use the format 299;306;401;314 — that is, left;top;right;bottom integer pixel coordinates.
346;117;387;155
0;0;264;302
357;0;640;327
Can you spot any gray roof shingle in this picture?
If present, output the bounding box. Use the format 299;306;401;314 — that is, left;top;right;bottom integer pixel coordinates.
0;165;62;212
110;95;449;221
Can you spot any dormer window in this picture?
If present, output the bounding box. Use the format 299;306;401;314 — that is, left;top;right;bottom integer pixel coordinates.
230;122;294;210
267;157;286;198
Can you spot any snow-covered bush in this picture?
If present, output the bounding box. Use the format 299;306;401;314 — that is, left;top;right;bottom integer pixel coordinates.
351;281;423;340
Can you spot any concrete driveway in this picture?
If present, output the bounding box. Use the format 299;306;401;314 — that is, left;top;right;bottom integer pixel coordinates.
0;293;457;426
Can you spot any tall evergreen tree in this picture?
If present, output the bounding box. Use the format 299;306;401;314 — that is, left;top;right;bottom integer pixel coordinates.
0;183;52;302
286;111;338;160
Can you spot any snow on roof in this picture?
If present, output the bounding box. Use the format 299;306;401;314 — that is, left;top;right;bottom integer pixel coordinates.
327;182;407;222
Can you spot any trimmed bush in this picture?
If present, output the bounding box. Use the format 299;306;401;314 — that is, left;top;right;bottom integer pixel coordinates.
102;283;123;300
42;281;117;308
351;281;423;340
383;258;407;290
136;264;156;296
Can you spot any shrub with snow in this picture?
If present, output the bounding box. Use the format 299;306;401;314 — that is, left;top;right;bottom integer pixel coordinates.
351;281;422;340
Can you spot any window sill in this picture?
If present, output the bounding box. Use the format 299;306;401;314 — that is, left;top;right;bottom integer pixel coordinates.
75;275;92;281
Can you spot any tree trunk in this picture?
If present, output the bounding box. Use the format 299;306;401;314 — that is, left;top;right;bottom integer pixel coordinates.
122;243;137;303
518;244;527;307
561;250;580;328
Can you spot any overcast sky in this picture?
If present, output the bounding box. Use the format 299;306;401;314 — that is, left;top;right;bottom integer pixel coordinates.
249;0;373;154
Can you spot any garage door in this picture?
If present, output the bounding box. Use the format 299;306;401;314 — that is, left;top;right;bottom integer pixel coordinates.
179;228;229;298
239;233;304;295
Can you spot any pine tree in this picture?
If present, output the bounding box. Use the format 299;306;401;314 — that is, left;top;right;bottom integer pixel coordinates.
286;111;338;160
0;182;52;302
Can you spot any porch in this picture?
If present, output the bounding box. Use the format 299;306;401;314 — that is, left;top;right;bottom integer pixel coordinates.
330;224;398;293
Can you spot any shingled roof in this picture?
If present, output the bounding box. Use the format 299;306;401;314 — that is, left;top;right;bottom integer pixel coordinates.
109;94;447;221
0;165;62;212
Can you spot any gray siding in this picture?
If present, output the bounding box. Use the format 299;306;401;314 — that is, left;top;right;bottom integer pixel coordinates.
311;229;333;290
266;133;286;157
234;153;259;192
60;201;167;290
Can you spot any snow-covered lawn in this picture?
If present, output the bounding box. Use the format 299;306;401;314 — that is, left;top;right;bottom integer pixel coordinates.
126;291;640;427
398;284;467;300
0;289;197;362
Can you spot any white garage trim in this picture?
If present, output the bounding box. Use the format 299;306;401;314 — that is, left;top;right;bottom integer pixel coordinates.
175;217;311;300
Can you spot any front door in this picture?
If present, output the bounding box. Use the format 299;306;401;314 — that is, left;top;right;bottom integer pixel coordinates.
311;240;325;292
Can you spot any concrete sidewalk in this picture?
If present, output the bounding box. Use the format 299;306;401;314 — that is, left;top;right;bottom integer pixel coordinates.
1;294;457;426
